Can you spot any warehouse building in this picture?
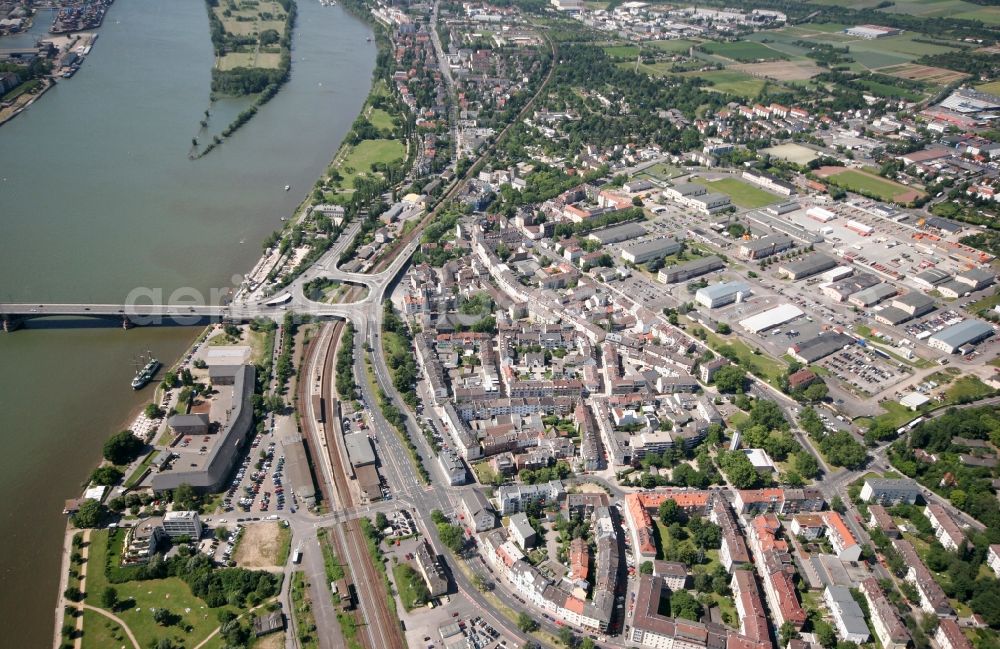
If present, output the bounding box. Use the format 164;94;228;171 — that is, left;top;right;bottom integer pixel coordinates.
848;283;897;307
657;255;724;284
956;267;995;291
687;192;732;215
345;432;376;467
874;292;936;325
621;238;682;264
588;222;647;245
928;319;995;353
823;273;880;302
695;281;752;308
779;253;837;280
788;332;855;363
739;304;804;334
913;268;951;290
738;234;793;260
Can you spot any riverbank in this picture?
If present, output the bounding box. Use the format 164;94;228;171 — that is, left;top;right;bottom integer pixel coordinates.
0;76;54;127
47;4;386;645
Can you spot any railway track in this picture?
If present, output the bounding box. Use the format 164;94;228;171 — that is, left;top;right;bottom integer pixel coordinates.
304;320;406;649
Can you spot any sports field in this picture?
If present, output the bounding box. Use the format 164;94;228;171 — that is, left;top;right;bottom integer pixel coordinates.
682;69;769;98
705;178;780;208
700;41;788;62
816;167;925;203
762;143;820;166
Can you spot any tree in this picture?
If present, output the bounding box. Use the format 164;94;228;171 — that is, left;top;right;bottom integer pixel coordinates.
814;620;837;649
640;561;653;575
779;621;798;646
713;365;747;393
718;450;762;489
659;499;685;525
101;586;118;611
802;382;829;402
102;430;144;465
793;451;820;479
557;626;575;647
516;612;538;632
90;465;123;486
375;512;389;531
152;607;175;626
669;590;703;621
72;500;105;529
173;483;201;511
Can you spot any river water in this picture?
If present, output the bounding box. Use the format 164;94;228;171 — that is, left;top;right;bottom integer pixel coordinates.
0;0;374;644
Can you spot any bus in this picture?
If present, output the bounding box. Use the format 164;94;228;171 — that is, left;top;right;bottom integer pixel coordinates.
292;548;303;564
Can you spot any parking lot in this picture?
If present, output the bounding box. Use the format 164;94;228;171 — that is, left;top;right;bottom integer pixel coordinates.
221;423;290;516
819;348;905;396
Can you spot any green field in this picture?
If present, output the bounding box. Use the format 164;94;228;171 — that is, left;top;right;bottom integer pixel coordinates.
603;44;641;60
648;39;699;53
80;609;130;649
368;108;396;131
823;168;920;202
693;322;787;385
682;69;769;98
808;0;1000;23
335;139;406;190
705;177;780;208
700;40;788;62
630;61;679;77
977;80;1000;95
855;77;925;101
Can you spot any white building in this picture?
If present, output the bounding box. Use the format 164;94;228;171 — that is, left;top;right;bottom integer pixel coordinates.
824;586;870;644
859;478;921;505
162;510;202;539
988;544;1000;579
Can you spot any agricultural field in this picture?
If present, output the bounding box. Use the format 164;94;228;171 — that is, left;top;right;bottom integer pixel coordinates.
218;51;283;71
808;0;1000;22
704;177;780;208
647;38;699;53
815;166;925;203
977;80;1000;96
730;60;823;81
700;40;788;62
630;61;679;77
855;77;925;101
681;69;770;98
212;0;289;71
881;63;968;86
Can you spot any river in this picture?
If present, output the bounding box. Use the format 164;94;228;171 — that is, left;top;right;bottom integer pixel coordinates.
0;0;375;645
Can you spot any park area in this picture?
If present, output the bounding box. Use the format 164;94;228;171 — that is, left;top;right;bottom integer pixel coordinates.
730;59;823;81
814;166;925;204
705;177;780;208
331;138;406;191
212;0;288;71
232;521;292;568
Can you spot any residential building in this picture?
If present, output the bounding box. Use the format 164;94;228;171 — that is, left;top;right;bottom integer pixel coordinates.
414;540;449;597
867;505;899;538
495;480;565;514
824;586;870;644
509;512;538;549
859;478;921;505
460;489;497;532
936;618;973;649
924;504;965;551
988;544;1000;578
653;561;687;590
860;578;910;649
894;538;953;615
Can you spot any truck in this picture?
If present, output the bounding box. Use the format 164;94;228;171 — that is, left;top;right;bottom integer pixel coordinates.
292;548;303;564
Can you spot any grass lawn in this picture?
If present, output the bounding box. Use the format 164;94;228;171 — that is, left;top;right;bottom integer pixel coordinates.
368;108;396;131
392;564;429;611
636;162;683;181
824;168;921;202
705;177;780;208
976;80;1000;95
968;289;1000;314
695;323;786;385
81;608;130;649
84;530;238;649
1;78;40;102
682;69;769;98
334;139;405;190
603;44;640;60
944;376;996;404
873;400;921;429
290;571;319;649
648;38;699;53
856;77;925;101
124;450;157;489
700;40;788;62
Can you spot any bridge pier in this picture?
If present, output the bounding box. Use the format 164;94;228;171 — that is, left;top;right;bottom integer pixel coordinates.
1;316;23;333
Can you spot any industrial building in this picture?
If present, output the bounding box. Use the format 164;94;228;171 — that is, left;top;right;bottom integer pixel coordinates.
695;281;752;308
739;304;804;334
848;283;897;307
822;273;880;302
738;234;793;260
788;332;854;363
778;253;837;280
928;319;995;353
621;238;682;264
657;255;724;284
588;222;647;245
913;268;951;289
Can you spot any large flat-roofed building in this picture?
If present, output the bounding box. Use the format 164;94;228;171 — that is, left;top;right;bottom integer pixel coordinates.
859;478;921;504
344;432;376;468
152;365;256;494
956;267;995;291
588;222;647;245
849;283;897;307
663;182;707;201
695;281;752;308
163;510;202;539
928;319;995;353
873;292;937;328
742;169;795;195
739;304;803;334
822;273;880;302
282;435;317;507
913;268;951;289
687;192;732;215
778;253;837;280
657;255;724;284
824;586;870;644
621;238;682;265
788;332;854;363
169;414;210;436
738;234;793;260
